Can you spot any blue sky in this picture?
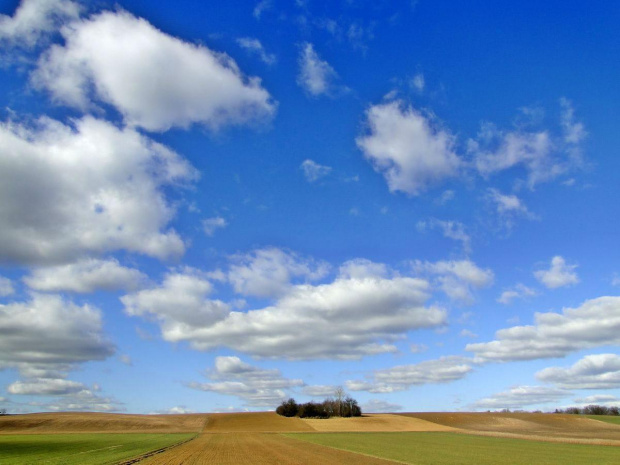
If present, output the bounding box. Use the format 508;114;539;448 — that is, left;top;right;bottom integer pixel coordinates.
0;0;619;415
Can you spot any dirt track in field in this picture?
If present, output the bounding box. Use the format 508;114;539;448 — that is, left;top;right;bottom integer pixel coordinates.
401;412;620;445
139;432;399;465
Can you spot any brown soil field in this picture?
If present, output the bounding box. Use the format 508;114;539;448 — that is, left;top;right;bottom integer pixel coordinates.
203;412;315;433
140;432;398;465
302;413;455;432
400;412;620;445
0;411;207;434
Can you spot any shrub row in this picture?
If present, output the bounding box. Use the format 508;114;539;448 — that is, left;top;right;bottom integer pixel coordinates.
554;405;620;416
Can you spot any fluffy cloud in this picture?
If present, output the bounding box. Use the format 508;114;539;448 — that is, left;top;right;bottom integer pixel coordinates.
0;294;114;375
497;283;537;305
536;354;620;389
417;219;471;253
237;37;276;65
534;256;579;289
23;258;147;293
0;116;196;265
42;389;123;412
412;259;494;304
467;296;620;362
226;248;330;298
486;188;536;230
470;101;585;187
123;264;446;359
0;277;14;297
357;101;461;195
472;385;570;410
0;0;80;47
187;356;303;407
32;10;275;131
297;43;338;97
7;377;88;395
202;217;228;237
300;159;332;182
362;399;403;413
347;357;473;393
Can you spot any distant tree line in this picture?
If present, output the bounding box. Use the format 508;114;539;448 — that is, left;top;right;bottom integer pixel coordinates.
0;408;6;416
554;405;620;416
276;396;362;419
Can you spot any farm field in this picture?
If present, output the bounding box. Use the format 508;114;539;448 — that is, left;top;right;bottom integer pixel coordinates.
288;431;620;465
587;415;620;426
0;433;195;465
1;411;620;464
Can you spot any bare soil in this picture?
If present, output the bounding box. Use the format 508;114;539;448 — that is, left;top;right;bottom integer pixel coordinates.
302;414;455;432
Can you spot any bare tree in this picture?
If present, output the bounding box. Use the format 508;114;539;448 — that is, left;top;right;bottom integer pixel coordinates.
334;386;345;417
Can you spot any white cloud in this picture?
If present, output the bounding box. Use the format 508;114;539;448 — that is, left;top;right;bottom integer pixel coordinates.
237;37;276;65
467;296;620;362
413;259;494;304
226;247;330;299
460;329;478;338
8;378;88;395
338;259;388;280
572;394;620;406
357;101;461;195
302;385;338;398
472;385;570;410
362;399;403;413
202;217;228;237
0;277;14;296
347;357;473;393
536;354;620;389
157;406;194;415
0;294;114;375
417;219;471;253
23;258;147;293
0;116;197;265
470;102;586;187
534;256;579;289
187;356;303;407
0;0;80;47
32;10;276;132
119;355;132;366
253;0;272;20
123;264;446;360
122;269;230;330
486;188;535;230
612;274;620;287
43;389;123;412
300;159;332;182
497;283;537;305
411;73;425;92
297;43;338;97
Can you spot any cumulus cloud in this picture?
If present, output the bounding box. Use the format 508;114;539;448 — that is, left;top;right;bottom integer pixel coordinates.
0;116;197;265
32;10;276;131
0;0;80;47
226;247;330;299
471;385;570;410
123;263;446;360
338;259;388;280
202;217;228;237
417;219;471;253
412;259;494;304
23;258;147;293
362;399;403;413
497;283;537;305
237;37;276;65
43;389;123;412
486;188;536;230
534;256;579;289
0;294;114;377
187;356;303;407
536;354;620;389
297;43;338;97
357;101;461;196
347;357;473;393
300;159;332;182
470;101;586;187
467;296;620;362
8;377;88;395
0;277;14;297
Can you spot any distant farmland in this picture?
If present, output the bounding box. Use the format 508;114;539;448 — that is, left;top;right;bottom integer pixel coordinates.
1;411;620;464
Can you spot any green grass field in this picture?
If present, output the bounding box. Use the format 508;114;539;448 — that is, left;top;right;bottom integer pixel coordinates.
286;432;620;465
0;433;195;465
586;415;620;426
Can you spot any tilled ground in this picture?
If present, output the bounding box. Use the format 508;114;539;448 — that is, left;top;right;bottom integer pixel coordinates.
139;432;399;465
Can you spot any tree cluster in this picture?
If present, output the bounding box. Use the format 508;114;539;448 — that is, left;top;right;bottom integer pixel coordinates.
0;409;6;416
276;396;362;419
554;405;620;416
